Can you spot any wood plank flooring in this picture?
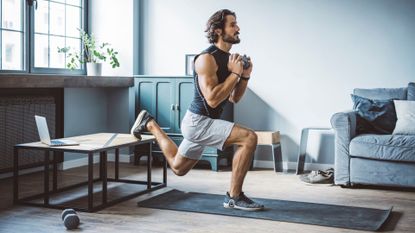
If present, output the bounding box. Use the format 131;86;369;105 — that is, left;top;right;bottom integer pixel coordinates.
0;163;414;233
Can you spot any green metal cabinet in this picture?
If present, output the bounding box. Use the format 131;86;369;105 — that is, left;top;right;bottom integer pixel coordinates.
135;77;175;133
176;78;194;132
134;76;234;171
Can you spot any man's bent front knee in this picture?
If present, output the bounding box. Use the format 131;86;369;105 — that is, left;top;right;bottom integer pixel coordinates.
244;130;258;149
170;153;199;176
171;167;189;176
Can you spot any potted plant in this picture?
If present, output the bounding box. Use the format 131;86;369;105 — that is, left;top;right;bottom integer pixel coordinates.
58;28;120;76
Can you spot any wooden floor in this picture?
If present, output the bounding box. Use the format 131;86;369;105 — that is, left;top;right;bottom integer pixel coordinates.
0;162;414;233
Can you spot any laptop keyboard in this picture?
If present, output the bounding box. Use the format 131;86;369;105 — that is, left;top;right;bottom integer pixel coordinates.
51;140;65;145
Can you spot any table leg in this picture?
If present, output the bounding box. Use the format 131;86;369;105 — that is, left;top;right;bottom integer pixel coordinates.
13;147;19;204
115;148;119;181
296;127;332;175
99;152;104;180
102;151;107;204
163;154;167;185
296;128;309;175
147;143;152;190
88;152;94;211
44;150;50;205
53;152;58;191
272;144;283;172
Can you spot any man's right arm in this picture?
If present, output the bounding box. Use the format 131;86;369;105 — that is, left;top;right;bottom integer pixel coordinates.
195;54;242;108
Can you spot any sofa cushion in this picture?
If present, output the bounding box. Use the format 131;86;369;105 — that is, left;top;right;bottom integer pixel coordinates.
351;94;397;134
354;87;407;100
408;82;415;101
393;100;415;135
349;134;415;162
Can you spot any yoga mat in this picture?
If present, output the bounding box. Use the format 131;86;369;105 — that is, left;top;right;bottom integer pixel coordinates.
138;189;392;231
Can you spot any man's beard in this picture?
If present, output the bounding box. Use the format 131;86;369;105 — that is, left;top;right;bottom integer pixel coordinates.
222;32;240;44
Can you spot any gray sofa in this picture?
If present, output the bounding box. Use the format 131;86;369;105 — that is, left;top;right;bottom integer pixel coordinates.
330;85;415;188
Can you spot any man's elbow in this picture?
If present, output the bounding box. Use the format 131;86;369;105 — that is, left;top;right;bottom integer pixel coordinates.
228;96;240;104
206;99;221;108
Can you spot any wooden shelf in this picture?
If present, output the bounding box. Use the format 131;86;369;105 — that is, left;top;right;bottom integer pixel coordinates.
0;74;134;88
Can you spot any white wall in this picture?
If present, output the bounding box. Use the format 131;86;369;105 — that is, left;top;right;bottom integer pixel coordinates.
141;0;415;166
62;0;136;163
64;88;131;161
89;0;134;76
88;0;137;131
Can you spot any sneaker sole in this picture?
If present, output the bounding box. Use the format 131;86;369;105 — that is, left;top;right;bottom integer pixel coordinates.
130;110;147;135
223;202;264;211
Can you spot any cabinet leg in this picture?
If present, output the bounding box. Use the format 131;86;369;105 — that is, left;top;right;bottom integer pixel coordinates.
210;158;218;171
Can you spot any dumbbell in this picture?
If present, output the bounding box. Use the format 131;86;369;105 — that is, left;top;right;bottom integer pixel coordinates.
61;209;80;230
241;54;251;70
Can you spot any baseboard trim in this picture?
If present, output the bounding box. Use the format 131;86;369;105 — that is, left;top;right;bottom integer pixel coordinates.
253;160;333;171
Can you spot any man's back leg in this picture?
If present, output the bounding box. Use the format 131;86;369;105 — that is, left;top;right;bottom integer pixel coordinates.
132;110;199;176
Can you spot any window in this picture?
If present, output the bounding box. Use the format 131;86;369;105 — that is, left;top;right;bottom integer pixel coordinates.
1;0;24;70
0;0;87;73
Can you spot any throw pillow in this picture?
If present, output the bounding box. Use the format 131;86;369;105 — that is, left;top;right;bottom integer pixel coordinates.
408;82;415;101
392;100;415;135
351;94;397;134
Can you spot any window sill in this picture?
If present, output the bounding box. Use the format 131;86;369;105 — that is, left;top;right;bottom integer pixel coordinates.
0;74;134;88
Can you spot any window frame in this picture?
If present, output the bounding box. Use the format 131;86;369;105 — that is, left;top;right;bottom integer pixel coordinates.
0;0;88;74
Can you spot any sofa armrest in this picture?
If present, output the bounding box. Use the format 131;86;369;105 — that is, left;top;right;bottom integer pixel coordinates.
330;111;357;186
331;111;357;139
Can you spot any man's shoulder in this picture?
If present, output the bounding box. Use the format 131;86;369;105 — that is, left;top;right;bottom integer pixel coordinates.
195;46;219;73
195;53;216;66
197;53;214;60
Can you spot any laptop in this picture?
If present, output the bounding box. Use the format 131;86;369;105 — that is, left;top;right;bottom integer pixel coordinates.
34;115;79;146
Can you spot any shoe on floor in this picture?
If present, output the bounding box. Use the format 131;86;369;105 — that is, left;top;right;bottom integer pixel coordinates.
130;110;153;140
300;170;334;184
321;168;334;175
223;192;264;211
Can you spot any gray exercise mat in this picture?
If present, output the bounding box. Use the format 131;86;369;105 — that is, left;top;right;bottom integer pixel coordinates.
137;189;392;231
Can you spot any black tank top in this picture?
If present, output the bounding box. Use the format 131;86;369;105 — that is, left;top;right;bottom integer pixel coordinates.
188;45;231;119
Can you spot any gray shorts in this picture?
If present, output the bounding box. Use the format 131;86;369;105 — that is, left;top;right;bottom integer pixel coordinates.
178;110;235;160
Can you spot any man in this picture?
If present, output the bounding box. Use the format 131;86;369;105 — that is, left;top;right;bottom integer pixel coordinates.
131;9;264;211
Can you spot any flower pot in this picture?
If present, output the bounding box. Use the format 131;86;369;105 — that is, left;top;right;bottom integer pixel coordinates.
86;63;102;76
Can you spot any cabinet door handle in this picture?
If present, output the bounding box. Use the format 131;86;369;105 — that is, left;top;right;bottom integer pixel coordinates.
176;104;180;111
171;104;175;111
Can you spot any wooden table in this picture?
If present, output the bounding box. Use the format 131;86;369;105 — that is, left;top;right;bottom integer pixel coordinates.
13;133;167;212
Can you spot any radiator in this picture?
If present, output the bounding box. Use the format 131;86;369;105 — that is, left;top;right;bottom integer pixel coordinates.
0;96;56;172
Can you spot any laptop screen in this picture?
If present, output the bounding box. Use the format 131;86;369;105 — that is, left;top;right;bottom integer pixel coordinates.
34;115;51;144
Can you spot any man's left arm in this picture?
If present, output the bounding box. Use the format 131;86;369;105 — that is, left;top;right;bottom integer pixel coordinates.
229;58;253;103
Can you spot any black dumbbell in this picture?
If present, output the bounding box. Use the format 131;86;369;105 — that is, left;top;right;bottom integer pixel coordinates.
61;209;80;230
241;54;251;70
